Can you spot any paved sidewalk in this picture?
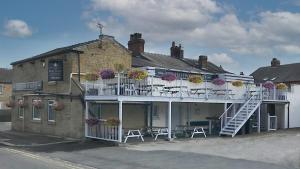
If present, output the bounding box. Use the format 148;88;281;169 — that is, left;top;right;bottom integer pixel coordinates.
0;131;78;147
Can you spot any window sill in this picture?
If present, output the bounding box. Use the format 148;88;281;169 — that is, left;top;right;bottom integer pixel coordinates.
47;120;56;125
31;119;41;123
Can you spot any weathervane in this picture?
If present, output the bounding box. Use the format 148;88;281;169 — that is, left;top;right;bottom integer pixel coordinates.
97;22;104;36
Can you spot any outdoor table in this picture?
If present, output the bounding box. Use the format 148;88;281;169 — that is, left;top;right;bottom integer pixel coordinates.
147;127;171;140
161;86;188;96
206;117;220;135
190;88;212;97
140;84;165;95
175;125;206;138
123;129;144;143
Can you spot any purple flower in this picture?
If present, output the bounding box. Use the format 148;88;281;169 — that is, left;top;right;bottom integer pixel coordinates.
161;73;176;82
86;118;99;126
212;78;225;86
100;69;115;79
263;81;274;89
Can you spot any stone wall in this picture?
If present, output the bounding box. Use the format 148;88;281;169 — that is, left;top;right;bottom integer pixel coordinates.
11;36;132;138
0;83;12;109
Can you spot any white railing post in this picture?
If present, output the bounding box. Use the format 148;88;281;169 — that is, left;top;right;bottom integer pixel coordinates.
205;79;208;99
226;81;229;99
273;85;276;100
117;73;120;96
151;76;154;96
168;101;172;140
260;84;263;100
180;78;183;97
85;101;88;137
118;101;123;143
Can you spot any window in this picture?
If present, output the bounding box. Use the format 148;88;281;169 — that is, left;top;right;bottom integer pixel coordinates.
48;100;55;122
17;99;24;118
32;99;41;120
0;84;3;94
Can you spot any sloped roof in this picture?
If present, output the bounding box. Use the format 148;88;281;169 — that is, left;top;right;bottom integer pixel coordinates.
132;52;228;74
251;63;300;83
11;35;129;66
0;68;12;83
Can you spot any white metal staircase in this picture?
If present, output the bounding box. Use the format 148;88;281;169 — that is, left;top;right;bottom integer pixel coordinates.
219;92;262;137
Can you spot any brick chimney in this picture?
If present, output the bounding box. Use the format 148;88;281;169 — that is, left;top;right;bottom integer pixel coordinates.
271;58;280;67
128;33;145;55
170;41;184;59
198;55;208;69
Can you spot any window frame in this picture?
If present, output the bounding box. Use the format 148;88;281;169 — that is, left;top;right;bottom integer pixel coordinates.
0;84;4;95
32;99;41;121
47;100;55;122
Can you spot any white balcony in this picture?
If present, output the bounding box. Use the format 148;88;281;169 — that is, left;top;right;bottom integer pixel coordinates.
84;74;287;102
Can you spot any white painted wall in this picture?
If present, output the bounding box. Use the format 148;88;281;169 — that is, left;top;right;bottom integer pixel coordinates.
287;84;300;128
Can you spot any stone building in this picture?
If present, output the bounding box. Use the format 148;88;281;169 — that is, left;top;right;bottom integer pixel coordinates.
0;68;12;110
10;35;132;138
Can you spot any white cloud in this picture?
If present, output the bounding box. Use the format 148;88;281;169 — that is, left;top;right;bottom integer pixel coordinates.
84;0;300;57
3;19;32;38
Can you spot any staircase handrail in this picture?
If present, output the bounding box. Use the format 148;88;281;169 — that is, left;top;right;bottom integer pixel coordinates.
229;92;261;124
219;103;234;120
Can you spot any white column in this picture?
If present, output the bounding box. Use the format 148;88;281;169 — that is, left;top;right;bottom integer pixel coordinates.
257;105;261;133
168;101;172;140
85;101;88;137
118;101;123;142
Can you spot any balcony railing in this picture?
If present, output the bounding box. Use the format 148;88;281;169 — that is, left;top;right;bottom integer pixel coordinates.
13;81;43;92
84;74;287;101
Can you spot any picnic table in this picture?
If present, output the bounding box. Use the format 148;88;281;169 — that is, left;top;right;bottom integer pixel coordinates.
175;125;206;138
190;88;213;97
123;128;144;143
160;86;188;96
139;84;165;95
146;127;174;140
211;89;234;98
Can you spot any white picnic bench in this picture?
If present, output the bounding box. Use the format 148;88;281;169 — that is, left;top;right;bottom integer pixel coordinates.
124;129;144;143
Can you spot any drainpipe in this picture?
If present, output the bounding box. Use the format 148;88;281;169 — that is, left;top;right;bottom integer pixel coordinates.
288;102;290;129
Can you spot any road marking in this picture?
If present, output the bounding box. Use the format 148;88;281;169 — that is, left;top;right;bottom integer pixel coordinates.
0;147;97;169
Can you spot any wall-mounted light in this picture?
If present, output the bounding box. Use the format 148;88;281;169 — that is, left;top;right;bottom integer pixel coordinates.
41;59;46;68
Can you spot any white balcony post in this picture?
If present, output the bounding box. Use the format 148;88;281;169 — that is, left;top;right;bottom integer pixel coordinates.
117;73;120;96
273;85;276;100
85;101;88;137
118;101;123;142
180;78;183;97
205;79;208;99
260;83;263;100
151;76;154;96
168;101;172;140
257;105;261;133
226;81;229;99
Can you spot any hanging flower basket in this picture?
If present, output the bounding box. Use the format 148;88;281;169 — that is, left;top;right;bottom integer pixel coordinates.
33;99;43;109
18;99;27;108
232;80;244;87
86;118;99;126
188;75;203;84
212;78;225;86
53;101;65;111
100;69;115;79
161;72;176;82
6;100;15;108
85;73;99;81
276;83;288;90
106;118;120;126
128;69;148;80
263;81;274;90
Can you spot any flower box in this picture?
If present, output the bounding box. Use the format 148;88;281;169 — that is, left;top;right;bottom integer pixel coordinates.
128;69;148;80
86;118;99;126
106;118;120;126
263;81;274;90
188;75;203;84
232;80;244;87
33;99;43;109
53;101;64;111
212;78;225;86
276;83;288;90
18;99;27;108
161;73;176;82
100;69;115;79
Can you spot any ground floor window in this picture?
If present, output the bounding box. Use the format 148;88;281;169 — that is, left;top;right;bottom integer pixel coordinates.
18;107;24;119
48;100;55;122
32;99;41;120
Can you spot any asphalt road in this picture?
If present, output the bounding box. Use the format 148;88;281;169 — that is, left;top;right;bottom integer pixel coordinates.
0;147;94;169
0;141;296;169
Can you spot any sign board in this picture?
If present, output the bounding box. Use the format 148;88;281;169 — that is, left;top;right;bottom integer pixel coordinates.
48;60;64;81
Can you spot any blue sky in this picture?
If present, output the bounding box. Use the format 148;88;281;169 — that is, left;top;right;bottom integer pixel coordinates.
1;0;300;74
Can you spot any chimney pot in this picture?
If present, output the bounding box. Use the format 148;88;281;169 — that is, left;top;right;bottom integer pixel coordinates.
198;55;208;69
128;33;145;55
170;42;184;59
271;58;280;67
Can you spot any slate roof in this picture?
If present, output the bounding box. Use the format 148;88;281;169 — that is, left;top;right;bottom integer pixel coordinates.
0;68;12;84
11;35;129;66
251;63;300;83
132;52;228;74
